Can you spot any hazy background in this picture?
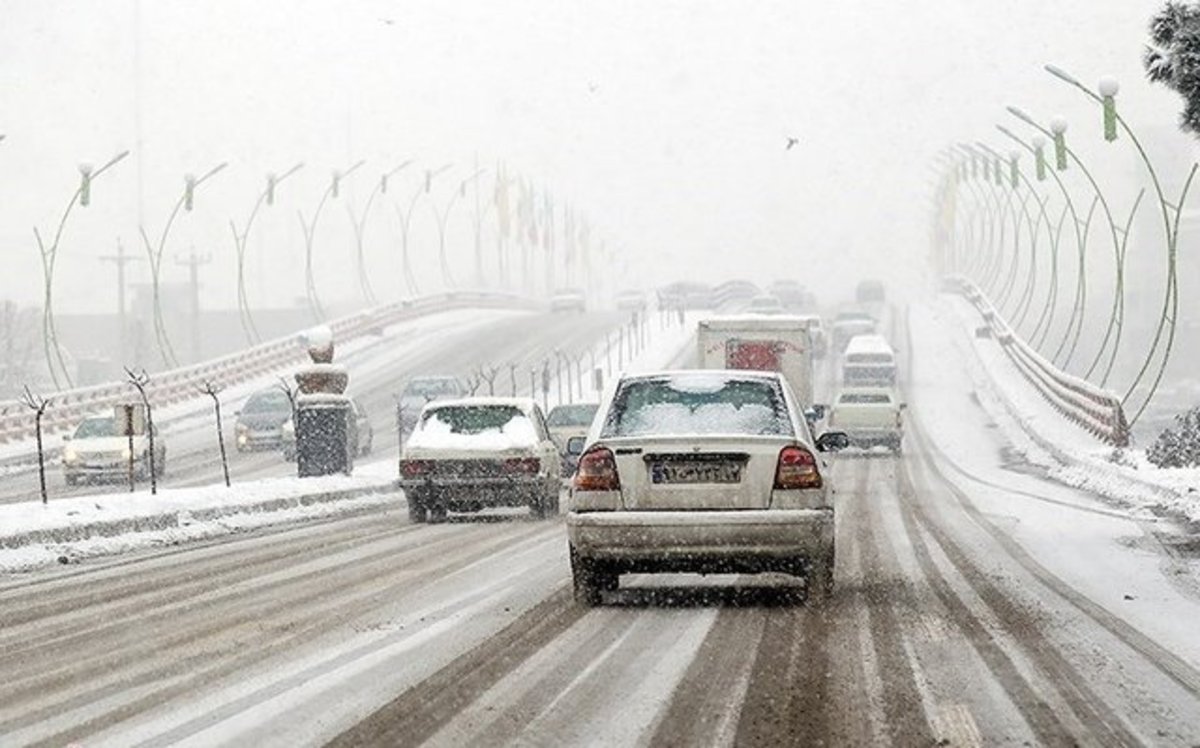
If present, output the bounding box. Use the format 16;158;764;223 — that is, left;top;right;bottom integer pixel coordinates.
0;0;1189;315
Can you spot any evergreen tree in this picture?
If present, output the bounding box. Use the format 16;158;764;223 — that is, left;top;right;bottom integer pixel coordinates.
1145;2;1200;135
1146;406;1200;468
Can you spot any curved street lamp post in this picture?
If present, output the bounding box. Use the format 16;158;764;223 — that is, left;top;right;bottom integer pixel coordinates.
394;163;451;297
231;163;304;345
140;162;229;369
35;150;131;389
349;160;412;306
297;160;366;322
1045;65;1198;425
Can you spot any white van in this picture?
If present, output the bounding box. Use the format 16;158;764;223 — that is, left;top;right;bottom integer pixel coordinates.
841;334;897;388
697;315;817;406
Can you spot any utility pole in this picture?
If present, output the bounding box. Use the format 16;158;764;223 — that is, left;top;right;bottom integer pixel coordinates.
176;247;211;363
99;239;142;367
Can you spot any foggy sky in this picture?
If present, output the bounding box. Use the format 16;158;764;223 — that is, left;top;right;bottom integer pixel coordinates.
0;0;1182;314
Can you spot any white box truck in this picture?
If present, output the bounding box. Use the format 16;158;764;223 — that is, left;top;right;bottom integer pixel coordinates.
697;315;816;406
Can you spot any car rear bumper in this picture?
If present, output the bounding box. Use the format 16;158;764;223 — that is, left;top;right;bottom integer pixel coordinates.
237;433;283;450
841;428;901;446
399;476;548;508
567;509;833;568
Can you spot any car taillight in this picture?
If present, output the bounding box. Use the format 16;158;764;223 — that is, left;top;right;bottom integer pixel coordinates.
503;457;541;475
573;447;620;491
400;459;433;478
774;445;822;489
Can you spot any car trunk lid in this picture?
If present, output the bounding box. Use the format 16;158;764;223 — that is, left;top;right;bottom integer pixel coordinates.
607;435;790;510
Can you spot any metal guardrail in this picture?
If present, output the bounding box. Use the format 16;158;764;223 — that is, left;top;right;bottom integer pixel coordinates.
0;292;535;447
944;275;1130;447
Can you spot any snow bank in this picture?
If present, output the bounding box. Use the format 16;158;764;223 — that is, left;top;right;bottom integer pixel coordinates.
0;466;401;573
917;297;1200;523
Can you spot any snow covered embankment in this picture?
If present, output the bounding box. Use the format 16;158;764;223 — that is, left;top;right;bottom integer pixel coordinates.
915;297;1200;524
0;464;401;573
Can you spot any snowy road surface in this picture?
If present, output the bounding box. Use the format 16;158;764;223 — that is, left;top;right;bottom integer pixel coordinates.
2;306;1199;746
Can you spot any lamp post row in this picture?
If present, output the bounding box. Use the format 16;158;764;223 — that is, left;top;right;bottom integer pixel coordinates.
936;64;1198;429
19;149;604;391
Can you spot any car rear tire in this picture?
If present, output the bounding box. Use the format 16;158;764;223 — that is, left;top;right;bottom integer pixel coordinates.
570;545;615;606
407;500;428;523
532;486;559;520
807;548;836;604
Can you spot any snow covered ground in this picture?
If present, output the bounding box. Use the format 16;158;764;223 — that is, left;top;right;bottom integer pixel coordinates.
0;312;699;574
915;296;1200;523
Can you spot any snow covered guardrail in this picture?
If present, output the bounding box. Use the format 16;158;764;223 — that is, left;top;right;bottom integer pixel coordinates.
942;275;1130;447
0;291;535;446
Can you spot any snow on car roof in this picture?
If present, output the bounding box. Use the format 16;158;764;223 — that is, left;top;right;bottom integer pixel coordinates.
421;396;539;412
843;334;894;355
620;368;783;383
698;315;819;330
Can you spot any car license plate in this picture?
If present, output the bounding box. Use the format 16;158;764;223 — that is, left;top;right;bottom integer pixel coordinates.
650;461;741;484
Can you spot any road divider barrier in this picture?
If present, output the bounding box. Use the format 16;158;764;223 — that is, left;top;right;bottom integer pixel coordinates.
943;275;1129;447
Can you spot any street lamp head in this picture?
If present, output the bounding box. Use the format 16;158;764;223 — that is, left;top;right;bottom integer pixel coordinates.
184;173;197;211
1098;76;1120;98
1050;116;1068;135
1032;135;1047;149
78;163;94;206
1008;150;1020;162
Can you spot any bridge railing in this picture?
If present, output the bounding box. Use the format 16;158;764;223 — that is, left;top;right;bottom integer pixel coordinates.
943;275;1129;447
0;291;535;445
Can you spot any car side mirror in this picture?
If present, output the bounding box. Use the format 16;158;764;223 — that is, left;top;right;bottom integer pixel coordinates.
805;404;827;422
62;434;71;442
566;436;586;456
816;431;850;453
899;403;908;410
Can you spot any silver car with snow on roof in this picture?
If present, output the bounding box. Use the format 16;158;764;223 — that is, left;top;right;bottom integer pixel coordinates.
565;369;849;605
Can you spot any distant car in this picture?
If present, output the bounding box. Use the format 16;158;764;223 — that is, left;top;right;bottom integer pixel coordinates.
281;397;373;462
615;289;647;313
398;376;466;438
549;289;587;313
62;415;166;485
546;403;600;475
566;370;849;605
658;281;714;311
399;397;563;523
827;387;904;453
830;312;877;353
767;280;810;310
235;389;294;452
745;294;785;314
855;280;886;304
807;316;829;359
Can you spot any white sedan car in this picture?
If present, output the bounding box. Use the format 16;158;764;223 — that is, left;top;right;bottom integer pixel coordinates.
566;370;848;605
399;397;563;523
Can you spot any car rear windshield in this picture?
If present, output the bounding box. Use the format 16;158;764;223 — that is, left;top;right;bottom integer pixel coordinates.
547;404;598;427
601;376;793;437
838;392;893;404
422;405;527;435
